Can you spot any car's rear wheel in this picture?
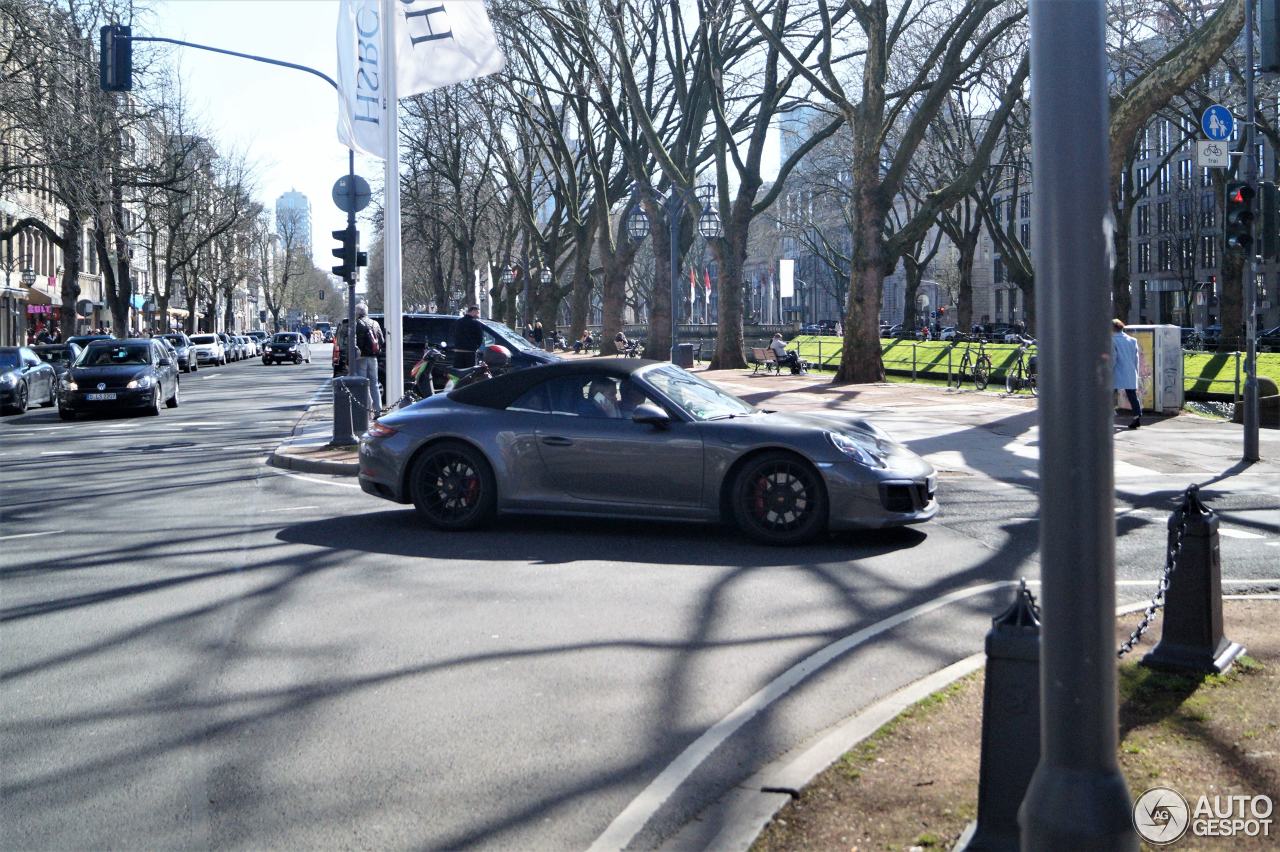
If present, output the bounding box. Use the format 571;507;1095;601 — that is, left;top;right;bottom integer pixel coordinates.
409;441;496;531
166;382;180;408
731;451;827;545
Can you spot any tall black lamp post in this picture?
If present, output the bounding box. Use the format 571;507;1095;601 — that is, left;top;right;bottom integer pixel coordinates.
627;183;721;362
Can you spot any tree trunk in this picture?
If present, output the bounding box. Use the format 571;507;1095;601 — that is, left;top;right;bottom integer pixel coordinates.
59;213;82;333
707;204;749;370
956;241;975;331
646;201;674;358
901;256;922;329
835;173;887;383
1111;214;1132;322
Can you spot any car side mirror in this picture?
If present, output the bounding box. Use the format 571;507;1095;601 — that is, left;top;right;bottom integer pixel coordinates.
158;358;172;366
631;403;670;428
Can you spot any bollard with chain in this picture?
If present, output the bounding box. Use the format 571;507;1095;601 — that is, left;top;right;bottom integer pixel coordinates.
1140;485;1246;673
330;376;368;446
957;579;1041;852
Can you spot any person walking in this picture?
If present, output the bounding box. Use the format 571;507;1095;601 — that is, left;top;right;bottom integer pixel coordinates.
452;304;486;369
1112;318;1142;429
353;303;384;414
532;320;544;347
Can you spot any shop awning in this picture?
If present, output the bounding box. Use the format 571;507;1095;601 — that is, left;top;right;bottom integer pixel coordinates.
167;307;189;318
23;282;62;306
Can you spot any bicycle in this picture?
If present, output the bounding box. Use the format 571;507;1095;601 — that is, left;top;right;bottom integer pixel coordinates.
949;335;992;390
1005;339;1038;396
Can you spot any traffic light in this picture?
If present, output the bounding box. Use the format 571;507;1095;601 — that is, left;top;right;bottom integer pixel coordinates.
331;226;356;280
99;25;132;91
1224;181;1255;253
1261;181;1279;261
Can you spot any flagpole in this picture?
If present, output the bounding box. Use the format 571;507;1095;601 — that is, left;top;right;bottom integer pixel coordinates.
381;0;403;407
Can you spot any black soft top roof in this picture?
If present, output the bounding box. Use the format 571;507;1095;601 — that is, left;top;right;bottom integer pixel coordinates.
449;359;661;409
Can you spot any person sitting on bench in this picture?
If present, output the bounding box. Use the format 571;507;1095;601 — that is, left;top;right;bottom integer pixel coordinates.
769;333;799;371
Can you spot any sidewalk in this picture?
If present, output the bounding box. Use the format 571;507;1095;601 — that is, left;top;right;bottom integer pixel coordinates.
267;383;359;476
272;360;1280;489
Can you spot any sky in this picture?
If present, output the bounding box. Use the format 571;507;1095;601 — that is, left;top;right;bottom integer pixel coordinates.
148;0;380;269
145;1;782;274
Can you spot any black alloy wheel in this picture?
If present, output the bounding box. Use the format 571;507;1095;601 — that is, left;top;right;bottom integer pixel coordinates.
263;357;272;366
146;388;162;417
7;382;28;414
166;381;180;408
731;451;827;545
58;405;74;421
409;441;497;531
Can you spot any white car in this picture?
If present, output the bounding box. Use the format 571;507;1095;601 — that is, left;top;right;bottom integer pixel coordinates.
939;326;958;341
189;334;226;366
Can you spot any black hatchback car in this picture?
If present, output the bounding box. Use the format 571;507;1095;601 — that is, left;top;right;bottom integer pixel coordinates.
263;332;312;365
30;342;83;379
59;339;180;419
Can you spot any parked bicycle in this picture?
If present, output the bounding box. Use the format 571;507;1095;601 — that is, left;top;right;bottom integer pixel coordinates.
949;335;992;390
1005;339;1038;396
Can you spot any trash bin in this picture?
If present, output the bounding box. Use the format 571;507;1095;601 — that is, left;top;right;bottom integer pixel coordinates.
674;343;695;368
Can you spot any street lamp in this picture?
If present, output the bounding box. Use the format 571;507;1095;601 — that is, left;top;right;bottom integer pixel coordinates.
628;183;721;362
20;265;35;287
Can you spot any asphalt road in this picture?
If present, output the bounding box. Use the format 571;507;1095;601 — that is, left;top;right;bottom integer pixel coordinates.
1;350;1276;850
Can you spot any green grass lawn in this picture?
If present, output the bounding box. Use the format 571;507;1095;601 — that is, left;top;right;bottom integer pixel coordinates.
788;335;1280;396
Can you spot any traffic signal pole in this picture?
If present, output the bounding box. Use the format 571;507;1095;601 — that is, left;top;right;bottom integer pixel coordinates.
1019;0;1137;848
1244;0;1262;461
346;150;358;384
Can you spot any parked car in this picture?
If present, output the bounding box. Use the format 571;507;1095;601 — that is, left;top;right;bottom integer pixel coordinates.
245;335;261;357
58;338;180;419
263;332;311;365
217;332;239;361
232;335;250;359
30;342;83;379
1259;325;1280;353
0;346;58;414
359;360;937;543
246;330;269;350
160;333;199;372
938;326;958;341
189;333;226;366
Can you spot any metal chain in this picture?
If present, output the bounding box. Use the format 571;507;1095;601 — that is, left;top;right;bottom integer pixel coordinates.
332;378;414;418
1116;500;1189;658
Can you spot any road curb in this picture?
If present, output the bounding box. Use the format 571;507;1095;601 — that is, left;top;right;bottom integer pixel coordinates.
267;448;359;477
659;593;1280;852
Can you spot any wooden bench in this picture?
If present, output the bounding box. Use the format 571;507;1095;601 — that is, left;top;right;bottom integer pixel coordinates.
750;347;780;375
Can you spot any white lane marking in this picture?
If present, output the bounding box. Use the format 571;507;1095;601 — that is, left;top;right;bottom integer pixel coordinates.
0;530;63;541
1218;528;1267;540
587;580;1017;852
269;469;362;490
265;506;320;513
200;374;222;380
1224;594;1280;600
1267;542;1280;547
38;451;75;456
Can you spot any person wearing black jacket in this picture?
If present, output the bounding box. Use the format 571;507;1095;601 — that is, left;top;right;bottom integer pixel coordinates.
453;305;486;368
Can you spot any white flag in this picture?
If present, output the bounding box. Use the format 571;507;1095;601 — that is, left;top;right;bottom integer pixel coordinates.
336;0;387;158
779;258;795;298
337;0;506;158
394;0;505;97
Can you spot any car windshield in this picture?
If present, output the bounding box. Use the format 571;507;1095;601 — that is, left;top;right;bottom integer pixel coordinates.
642;365;756;421
273;334;297;344
191;335;216;344
163;335;186;346
80;344;151;367
481;320;537;351
0;351;19;370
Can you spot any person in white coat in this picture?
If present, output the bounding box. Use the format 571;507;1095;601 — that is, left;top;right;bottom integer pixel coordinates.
1112;318;1142;429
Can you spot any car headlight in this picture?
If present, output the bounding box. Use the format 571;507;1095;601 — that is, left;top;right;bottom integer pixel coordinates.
827;431;886;468
63;378;78;390
126;375;155;389
0;373;15;387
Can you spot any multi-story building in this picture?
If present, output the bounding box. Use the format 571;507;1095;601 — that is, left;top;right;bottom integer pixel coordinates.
275;190;313;258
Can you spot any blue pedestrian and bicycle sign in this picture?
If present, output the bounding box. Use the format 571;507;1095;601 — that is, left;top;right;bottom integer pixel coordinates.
1201;105;1234;141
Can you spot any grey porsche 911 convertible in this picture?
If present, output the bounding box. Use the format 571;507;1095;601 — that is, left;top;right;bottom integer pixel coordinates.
357;360;936;544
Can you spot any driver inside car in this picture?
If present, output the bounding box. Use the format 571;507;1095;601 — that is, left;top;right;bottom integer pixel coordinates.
583;378;621;418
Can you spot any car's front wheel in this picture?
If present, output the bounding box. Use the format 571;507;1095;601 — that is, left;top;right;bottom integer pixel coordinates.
4;382;28;415
58;406;75;421
409;441;497;531
731;451;827;545
146;389;162;416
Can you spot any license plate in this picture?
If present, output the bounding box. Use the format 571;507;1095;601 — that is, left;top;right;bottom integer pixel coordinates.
85;392;117;401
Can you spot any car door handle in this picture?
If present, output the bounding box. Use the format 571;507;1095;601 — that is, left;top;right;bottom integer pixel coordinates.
541;436;573;447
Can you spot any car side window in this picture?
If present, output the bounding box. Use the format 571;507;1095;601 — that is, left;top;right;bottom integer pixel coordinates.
508;383;551;413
